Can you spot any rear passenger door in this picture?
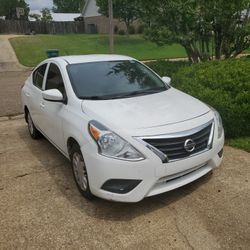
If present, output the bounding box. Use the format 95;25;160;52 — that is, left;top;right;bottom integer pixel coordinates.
29;63;47;128
40;62;67;152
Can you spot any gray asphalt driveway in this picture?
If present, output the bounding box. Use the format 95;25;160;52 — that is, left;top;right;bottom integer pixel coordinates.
0;118;249;249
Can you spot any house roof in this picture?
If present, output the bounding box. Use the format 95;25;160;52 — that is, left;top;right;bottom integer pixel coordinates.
29;11;81;22
51;13;81;22
82;0;101;18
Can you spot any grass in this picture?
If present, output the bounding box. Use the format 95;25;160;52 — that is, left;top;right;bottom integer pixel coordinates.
227;137;250;152
10;34;186;67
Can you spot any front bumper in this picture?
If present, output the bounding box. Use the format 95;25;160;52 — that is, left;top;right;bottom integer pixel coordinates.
81;131;224;203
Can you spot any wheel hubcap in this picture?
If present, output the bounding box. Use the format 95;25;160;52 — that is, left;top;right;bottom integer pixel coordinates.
27;114;34;135
72;152;88;191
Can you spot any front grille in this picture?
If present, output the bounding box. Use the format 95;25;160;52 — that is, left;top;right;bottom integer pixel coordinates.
143;122;213;161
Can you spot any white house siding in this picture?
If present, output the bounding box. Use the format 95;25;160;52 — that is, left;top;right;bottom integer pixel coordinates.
83;0;101;18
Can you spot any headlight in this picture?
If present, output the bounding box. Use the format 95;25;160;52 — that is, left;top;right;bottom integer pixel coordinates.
213;110;223;138
88;121;145;161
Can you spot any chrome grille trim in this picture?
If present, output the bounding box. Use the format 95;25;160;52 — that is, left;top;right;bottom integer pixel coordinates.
135;120;214;163
158;163;208;183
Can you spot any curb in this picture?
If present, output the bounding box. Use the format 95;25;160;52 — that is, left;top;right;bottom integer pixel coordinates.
0;113;24;122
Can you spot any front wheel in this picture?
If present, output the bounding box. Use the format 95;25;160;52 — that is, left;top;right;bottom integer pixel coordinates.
71;144;93;200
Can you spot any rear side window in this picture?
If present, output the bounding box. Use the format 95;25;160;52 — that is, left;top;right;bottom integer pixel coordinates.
45;63;66;98
33;64;47;89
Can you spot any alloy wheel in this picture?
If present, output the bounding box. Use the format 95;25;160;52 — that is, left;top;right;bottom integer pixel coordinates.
72;152;88;191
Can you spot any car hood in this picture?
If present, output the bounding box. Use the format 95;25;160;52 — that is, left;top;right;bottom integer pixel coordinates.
81;88;210;130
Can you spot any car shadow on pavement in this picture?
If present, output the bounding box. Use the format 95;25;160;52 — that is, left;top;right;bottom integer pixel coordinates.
17;124;213;222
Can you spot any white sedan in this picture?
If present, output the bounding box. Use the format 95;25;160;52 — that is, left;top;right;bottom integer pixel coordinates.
21;55;224;202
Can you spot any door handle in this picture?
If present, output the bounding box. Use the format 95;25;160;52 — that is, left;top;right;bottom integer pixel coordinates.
25;92;30;97
40;102;45;109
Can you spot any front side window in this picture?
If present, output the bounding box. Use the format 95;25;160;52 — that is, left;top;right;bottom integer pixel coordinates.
45;63;66;98
33;64;47;89
67;60;168;100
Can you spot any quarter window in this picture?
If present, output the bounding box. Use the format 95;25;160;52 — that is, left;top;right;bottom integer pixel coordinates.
33;64;47;89
45;63;66;98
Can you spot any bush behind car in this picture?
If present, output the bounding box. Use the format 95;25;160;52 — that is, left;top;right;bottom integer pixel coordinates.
147;58;250;138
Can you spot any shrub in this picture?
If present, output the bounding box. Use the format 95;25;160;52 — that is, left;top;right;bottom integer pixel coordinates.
118;29;125;35
171;58;250;138
137;24;145;34
146;60;190;78
128;26;135;34
114;25;119;34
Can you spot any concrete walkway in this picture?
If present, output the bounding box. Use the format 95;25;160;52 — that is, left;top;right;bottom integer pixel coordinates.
0;35;30;72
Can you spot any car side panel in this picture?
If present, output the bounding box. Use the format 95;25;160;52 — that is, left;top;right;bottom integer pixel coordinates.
22;76;43;126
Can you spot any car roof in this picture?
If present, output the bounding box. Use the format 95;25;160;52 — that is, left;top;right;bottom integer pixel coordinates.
49;54;135;65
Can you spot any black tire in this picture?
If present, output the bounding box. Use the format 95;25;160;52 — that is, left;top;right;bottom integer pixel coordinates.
70;143;93;200
26;111;42;139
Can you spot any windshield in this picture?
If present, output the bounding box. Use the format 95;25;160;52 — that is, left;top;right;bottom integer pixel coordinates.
67;60;169;100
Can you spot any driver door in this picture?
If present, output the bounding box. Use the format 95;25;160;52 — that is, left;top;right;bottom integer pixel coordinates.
40;62;67;152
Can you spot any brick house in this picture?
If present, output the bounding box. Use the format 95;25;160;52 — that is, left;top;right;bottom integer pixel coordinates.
82;0;128;34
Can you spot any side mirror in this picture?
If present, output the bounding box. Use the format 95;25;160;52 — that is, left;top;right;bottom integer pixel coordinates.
162;76;171;86
42;89;63;102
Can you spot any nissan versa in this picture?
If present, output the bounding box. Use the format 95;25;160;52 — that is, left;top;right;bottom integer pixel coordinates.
21;55;224;202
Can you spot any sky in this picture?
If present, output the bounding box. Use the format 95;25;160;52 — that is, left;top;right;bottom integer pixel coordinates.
26;0;54;11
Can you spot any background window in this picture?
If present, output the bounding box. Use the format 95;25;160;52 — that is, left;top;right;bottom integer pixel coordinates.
33;64;47;89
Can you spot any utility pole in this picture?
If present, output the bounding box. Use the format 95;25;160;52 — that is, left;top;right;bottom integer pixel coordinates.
108;0;114;54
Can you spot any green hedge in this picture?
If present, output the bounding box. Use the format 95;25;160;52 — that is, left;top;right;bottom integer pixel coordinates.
146;59;250;138
146;60;190;78
172;59;250;138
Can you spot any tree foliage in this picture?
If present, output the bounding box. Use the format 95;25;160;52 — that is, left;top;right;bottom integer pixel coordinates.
199;0;250;59
41;8;53;22
0;0;29;20
138;0;250;62
96;0;139;31
52;0;84;13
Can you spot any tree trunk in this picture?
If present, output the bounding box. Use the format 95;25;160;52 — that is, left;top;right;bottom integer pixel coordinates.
214;30;222;59
191;42;204;62
108;0;114;54
183;44;199;63
125;20;130;37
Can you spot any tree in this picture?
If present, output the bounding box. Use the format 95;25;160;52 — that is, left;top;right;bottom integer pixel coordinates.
96;0;139;33
0;0;29;20
138;0;250;62
53;0;84;13
41;8;53;22
138;0;208;62
198;0;250;59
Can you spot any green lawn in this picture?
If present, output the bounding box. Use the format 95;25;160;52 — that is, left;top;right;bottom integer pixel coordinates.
10;34;186;67
227;137;250;153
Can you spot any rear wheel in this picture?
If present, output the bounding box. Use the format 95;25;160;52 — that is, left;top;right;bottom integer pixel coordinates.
71;144;93;200
26;111;41;139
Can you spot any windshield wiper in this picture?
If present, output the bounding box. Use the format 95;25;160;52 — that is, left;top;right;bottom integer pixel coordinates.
79;96;109;100
110;87;167;99
79;87;166;100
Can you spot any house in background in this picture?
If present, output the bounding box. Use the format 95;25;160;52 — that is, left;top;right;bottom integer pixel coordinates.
82;0;127;33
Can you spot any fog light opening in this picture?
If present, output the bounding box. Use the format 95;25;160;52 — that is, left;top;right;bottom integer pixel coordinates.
101;179;142;194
